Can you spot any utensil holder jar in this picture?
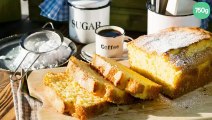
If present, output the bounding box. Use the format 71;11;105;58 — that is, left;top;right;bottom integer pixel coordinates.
147;1;201;34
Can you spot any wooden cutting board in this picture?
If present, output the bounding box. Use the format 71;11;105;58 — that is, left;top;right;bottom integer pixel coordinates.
27;67;212;120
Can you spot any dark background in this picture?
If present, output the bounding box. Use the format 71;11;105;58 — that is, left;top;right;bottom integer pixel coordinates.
0;0;211;39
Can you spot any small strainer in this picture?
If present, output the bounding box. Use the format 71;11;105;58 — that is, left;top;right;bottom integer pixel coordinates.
10;22;64;81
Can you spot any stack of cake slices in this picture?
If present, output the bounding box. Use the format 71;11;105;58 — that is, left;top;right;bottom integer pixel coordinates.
44;55;161;120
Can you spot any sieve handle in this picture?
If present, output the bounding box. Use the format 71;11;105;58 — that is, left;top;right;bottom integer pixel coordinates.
42;22;55;29
10;52;41;82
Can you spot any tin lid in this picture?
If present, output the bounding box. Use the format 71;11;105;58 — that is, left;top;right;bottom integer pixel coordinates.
68;0;110;9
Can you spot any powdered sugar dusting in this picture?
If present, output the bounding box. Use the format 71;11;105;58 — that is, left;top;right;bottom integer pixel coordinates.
135;29;209;54
24;30;61;52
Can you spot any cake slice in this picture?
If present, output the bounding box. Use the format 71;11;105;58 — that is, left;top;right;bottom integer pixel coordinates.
43;72;108;120
66;56;134;104
91;54;161;99
127;27;212;98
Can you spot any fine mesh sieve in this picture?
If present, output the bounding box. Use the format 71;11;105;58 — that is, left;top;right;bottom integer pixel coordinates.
10;22;64;81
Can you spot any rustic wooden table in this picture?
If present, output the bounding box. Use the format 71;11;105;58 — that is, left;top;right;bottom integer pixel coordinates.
0;19;143;120
0;71;15;120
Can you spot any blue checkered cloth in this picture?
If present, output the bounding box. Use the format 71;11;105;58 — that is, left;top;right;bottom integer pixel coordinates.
39;0;69;21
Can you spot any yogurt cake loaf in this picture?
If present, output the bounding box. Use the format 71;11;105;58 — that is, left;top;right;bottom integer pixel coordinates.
91;54;161;99
66;56;134;104
43;72;108;120
128;27;212;98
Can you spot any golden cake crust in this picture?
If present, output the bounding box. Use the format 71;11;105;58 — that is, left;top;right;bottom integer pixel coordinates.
91;54;161;99
43;72;108;120
130;27;212;54
66;56;134;104
128;27;212;98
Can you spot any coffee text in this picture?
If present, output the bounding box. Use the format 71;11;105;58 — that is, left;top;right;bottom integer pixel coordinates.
101;45;119;50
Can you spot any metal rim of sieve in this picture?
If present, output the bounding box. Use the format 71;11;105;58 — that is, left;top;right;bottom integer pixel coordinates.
20;23;64;54
10;22;64;82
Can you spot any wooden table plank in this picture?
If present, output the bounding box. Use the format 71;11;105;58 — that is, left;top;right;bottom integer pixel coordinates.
0;82;15;120
1;107;16;120
0;69;15;120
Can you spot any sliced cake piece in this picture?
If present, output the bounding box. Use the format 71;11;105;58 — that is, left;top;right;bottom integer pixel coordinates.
127;27;212;98
44;72;108;120
66;56;134;104
91;54;161;99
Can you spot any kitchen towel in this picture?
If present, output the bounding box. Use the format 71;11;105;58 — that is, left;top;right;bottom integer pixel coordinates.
39;0;69;21
11;73;42;120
